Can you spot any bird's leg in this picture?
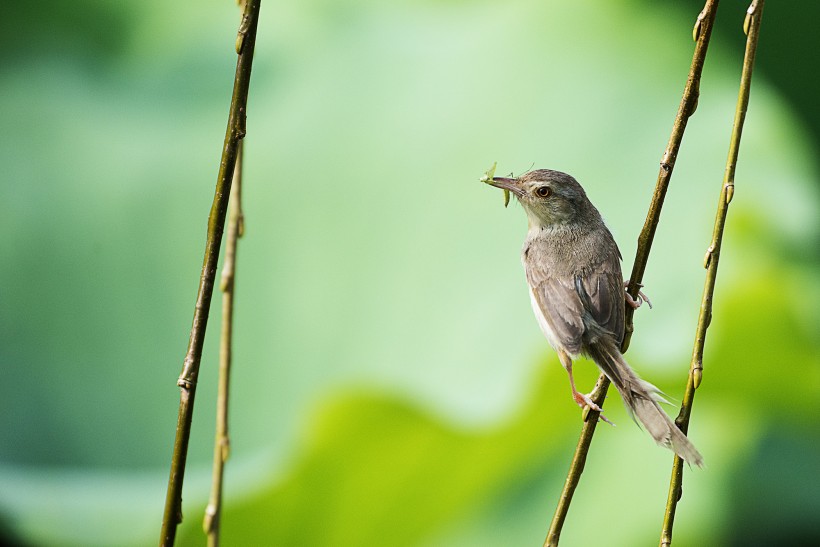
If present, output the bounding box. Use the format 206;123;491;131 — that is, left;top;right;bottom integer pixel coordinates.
558;350;613;425
624;281;652;309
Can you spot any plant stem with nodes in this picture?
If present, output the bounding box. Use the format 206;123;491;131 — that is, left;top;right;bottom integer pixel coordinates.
543;2;720;545
203;142;245;547
160;2;260;545
660;2;764;545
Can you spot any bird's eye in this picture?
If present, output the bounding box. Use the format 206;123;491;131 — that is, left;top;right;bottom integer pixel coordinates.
535;186;551;197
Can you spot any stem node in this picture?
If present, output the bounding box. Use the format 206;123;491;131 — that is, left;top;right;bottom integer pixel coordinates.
693;366;703;389
725;183;735;203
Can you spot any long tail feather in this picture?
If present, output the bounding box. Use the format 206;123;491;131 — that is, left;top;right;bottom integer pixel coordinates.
587;341;704;467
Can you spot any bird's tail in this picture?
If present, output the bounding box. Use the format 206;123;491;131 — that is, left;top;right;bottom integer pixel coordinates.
587;341;704;467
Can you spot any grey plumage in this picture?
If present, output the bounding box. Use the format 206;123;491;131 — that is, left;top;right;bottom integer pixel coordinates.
584;341;702;465
487;169;703;466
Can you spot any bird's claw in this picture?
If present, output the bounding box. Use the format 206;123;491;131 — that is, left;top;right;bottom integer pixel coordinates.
596;412;615;426
575;392;615;426
624;281;653;309
574;391;601;411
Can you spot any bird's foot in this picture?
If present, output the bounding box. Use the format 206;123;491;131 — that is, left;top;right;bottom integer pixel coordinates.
624;281;653;310
573;391;615;425
573;390;601;411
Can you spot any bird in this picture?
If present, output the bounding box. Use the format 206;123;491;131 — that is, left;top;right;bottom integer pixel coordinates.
484;168;703;466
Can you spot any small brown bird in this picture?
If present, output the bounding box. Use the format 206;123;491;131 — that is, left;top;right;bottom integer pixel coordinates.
485;168;702;466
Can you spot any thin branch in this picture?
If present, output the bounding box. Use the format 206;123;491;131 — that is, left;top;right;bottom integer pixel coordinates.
160;2;261;545
203;141;245;547
544;2;720;545
660;2;764;545
622;0;721;352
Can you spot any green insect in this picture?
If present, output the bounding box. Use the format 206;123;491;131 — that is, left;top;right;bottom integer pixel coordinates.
479;162;510;207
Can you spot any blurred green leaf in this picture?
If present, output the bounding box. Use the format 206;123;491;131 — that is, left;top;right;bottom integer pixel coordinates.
177;364;578;546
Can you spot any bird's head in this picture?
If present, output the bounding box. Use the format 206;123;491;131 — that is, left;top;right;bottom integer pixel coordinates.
485;169;593;229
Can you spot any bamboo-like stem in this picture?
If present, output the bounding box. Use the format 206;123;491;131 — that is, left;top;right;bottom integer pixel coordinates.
660;3;764;545
622;0;721;352
544;2;720;545
160;3;261;545
203;142;245;547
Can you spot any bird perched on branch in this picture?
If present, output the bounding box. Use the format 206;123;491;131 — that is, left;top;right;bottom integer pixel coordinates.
483;167;702;466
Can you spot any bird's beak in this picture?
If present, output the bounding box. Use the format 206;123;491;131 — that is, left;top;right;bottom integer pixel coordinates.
486;176;525;197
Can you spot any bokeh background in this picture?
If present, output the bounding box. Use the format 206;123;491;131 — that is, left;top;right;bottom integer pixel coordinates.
1;0;818;545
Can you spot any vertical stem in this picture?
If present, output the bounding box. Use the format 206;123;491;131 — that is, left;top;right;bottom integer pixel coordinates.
622;0;721;351
160;3;261;546
544;375;609;547
544;2;719;545
660;2;764;545
203;142;245;547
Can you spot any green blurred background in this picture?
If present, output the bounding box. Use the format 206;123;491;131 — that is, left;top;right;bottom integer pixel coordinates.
1;0;818;545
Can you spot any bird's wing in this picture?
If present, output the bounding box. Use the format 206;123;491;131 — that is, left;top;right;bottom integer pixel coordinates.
574;269;625;345
524;232;625;356
529;276;586;356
